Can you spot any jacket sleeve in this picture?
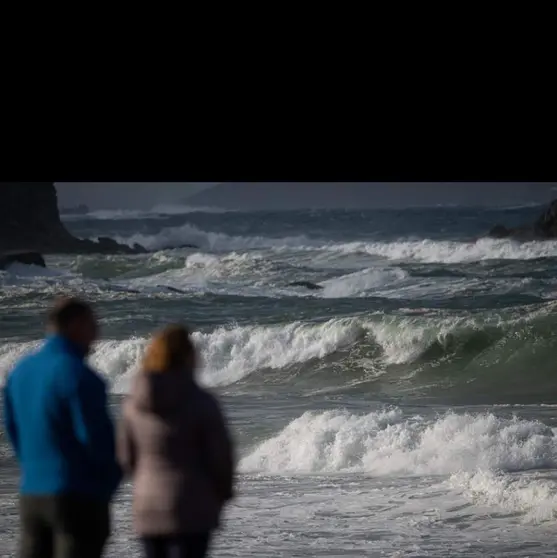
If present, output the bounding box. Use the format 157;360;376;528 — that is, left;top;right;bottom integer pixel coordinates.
203;396;235;503
2;381;19;459
68;367;123;496
116;412;136;476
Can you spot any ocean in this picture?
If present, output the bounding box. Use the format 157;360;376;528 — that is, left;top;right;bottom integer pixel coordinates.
2;203;557;556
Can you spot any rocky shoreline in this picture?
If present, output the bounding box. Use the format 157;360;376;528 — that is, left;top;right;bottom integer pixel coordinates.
488;199;557;240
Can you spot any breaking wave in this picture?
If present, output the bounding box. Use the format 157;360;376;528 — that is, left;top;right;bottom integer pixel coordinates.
114;223;314;252
114;223;557;263
319;268;409;298
330;238;557;263
2;304;557;401
0;318;364;392
240;409;557;475
450;469;557;522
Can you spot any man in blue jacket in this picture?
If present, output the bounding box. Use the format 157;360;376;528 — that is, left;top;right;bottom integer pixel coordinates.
3;297;122;558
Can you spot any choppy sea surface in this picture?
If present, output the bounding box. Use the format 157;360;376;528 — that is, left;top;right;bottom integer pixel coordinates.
3;203;557;556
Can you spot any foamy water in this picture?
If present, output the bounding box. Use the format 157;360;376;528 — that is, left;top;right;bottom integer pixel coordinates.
112;221;557;262
3;204;557;556
0;318;365;391
241;409;557;474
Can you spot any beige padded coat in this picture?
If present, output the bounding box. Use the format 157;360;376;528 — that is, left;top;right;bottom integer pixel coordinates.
117;369;234;537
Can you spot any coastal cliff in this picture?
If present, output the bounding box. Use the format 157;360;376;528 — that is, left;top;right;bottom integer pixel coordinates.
0;182;145;255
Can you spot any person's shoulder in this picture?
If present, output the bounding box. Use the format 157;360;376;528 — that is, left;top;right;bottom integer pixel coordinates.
49;354;106;394
195;384;217;404
10;350;37;371
6;350;37;384
34;342;78;372
51;351;85;377
7;342;52;381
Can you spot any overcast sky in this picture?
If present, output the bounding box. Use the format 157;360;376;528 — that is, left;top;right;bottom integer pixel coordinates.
55;183;557;210
56;183;214;209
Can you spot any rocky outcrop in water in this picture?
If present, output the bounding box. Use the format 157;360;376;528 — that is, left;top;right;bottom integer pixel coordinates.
0;251;46;270
288;281;324;291
488;199;557;240
0;183;147;255
533;199;557;237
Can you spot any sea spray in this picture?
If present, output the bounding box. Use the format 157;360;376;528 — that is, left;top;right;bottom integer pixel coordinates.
240;409;557;475
0;319;365;390
3;307;557;397
320;267;408;298
450;470;557;522
112;222;557;262
114;223;315;252
0;315;471;389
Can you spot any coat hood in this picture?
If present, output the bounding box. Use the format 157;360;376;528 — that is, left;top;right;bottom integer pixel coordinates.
130;368;193;414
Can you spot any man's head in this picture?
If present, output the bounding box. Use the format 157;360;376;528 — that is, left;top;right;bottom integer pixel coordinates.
47;297;98;354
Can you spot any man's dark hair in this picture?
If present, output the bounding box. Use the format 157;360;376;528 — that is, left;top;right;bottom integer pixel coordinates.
47;297;93;330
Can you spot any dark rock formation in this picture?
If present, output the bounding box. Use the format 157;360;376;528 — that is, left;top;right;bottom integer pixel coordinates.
488;199;557;240
487;224;512;238
0;251;46;270
533;199;557;237
0;183;146;255
288;280;324;291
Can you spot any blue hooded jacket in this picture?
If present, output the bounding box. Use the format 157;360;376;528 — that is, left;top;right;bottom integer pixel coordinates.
3;335;122;499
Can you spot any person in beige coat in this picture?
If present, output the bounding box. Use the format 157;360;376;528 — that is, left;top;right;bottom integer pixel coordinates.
117;324;235;558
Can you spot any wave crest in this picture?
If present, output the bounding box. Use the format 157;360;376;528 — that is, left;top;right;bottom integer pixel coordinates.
240;409;557;475
3;305;557;402
115;223;557;263
0;319;364;391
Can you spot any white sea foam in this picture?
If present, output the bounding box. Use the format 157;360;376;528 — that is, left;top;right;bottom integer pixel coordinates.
0;263;155;302
2;305;541;391
0;305;546;392
319;268;408;298
169;251;271;280
0;263;95;302
135;251;544;301
240;409;557;475
330;238;557;263
114;223;313;252
115;223;557;263
367;315;466;364
0;318;365;391
450;470;557;522
118;251;278;297
194;319;363;387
